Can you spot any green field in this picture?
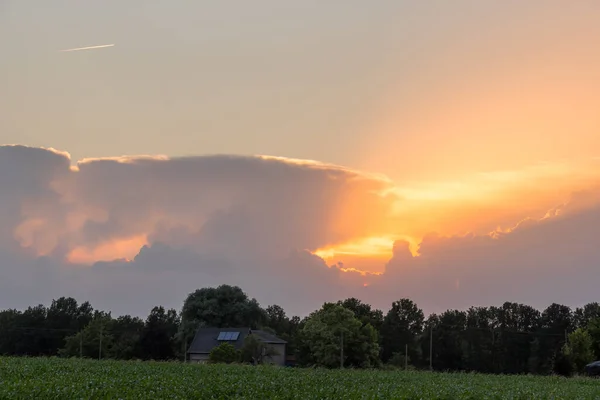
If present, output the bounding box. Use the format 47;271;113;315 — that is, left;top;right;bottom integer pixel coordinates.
0;357;599;399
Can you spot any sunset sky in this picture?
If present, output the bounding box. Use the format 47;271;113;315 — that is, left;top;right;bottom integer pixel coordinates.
1;1;600;317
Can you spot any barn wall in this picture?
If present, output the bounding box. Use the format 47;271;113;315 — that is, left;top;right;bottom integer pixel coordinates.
264;343;286;366
188;353;209;363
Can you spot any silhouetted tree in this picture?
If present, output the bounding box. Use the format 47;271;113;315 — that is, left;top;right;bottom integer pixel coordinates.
337;298;384;332
2;289;599;376
380;299;424;365
60;312;113;359
179;285;266;344
300;303;380;368
139;306;179;360
565;328;594;373
574;303;600;330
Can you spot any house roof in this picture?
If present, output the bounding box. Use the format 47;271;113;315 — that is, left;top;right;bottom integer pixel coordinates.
187;327;287;354
251;330;287;345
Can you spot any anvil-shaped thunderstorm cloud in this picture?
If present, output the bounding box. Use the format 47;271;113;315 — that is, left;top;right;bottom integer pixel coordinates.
1;145;599;317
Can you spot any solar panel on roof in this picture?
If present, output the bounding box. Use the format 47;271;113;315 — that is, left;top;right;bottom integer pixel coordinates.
217;331;240;341
217;332;240;341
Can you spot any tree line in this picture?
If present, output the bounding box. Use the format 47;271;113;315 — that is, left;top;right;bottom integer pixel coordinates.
1;284;598;376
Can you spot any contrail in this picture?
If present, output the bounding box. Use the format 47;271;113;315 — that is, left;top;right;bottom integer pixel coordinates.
60;44;115;52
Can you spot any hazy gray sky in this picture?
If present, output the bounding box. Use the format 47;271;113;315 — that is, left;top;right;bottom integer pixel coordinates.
3;1;600;182
2;1;403;166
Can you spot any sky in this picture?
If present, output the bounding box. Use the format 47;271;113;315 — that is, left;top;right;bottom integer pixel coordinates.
1;1;600;318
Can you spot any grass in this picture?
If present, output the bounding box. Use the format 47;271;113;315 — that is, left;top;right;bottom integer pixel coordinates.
0;357;599;399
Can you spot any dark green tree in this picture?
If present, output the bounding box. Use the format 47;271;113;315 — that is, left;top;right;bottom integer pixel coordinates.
430;310;467;371
139;306;179;360
240;334;278;365
179;285;266;344
45;297;94;355
209;342;240;364
300;303;380;368
13;305;49;356
109;315;145;359
0;309;24;355
463;306;494;373
264;305;290;335
60;312;113;359
337;298;384;332
566;328;594;373
488;302;541;374
574;303;600;330
380;299;424;365
587;317;600;359
538;303;572;375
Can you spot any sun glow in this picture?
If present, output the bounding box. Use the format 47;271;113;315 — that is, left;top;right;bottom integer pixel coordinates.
314;236;405;275
315;236;397;259
308;157;600;275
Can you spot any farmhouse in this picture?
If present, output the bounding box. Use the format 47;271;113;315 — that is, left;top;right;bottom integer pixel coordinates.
187;327;287;365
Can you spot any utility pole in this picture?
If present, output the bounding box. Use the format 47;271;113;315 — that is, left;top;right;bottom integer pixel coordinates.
491;328;494;368
405;344;408;370
99;324;103;360
340;331;344;369
429;327;433;371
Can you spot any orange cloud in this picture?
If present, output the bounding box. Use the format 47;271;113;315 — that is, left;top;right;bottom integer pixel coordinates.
308;159;600;273
6;145;600;280
315;237;402;275
66;234;148;265
3;145;600;317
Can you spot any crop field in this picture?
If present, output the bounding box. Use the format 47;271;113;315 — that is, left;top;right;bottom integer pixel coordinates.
0;357;599;399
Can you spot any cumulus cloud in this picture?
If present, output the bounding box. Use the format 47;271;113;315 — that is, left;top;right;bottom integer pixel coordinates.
1;144;600;317
0;145;394;315
371;189;600;315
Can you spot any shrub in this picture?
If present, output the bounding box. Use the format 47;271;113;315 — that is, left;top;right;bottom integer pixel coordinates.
208;343;239;364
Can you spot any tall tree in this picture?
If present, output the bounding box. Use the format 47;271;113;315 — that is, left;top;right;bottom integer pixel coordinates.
586;317;600;360
264;304;305;357
180;285;266;343
463;306;494;373
337;298;384;332
2;293;596;376
110;315;145;360
13;305;49;356
565;328;594;373
45;297;94;355
300;303;380;368
574;303;600;330
430;310;467;371
139;306;179;361
533;303;573;374
0;309;23;355
489;302;541;374
60;312;113;359
380;299;424;364
264;305;290;335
